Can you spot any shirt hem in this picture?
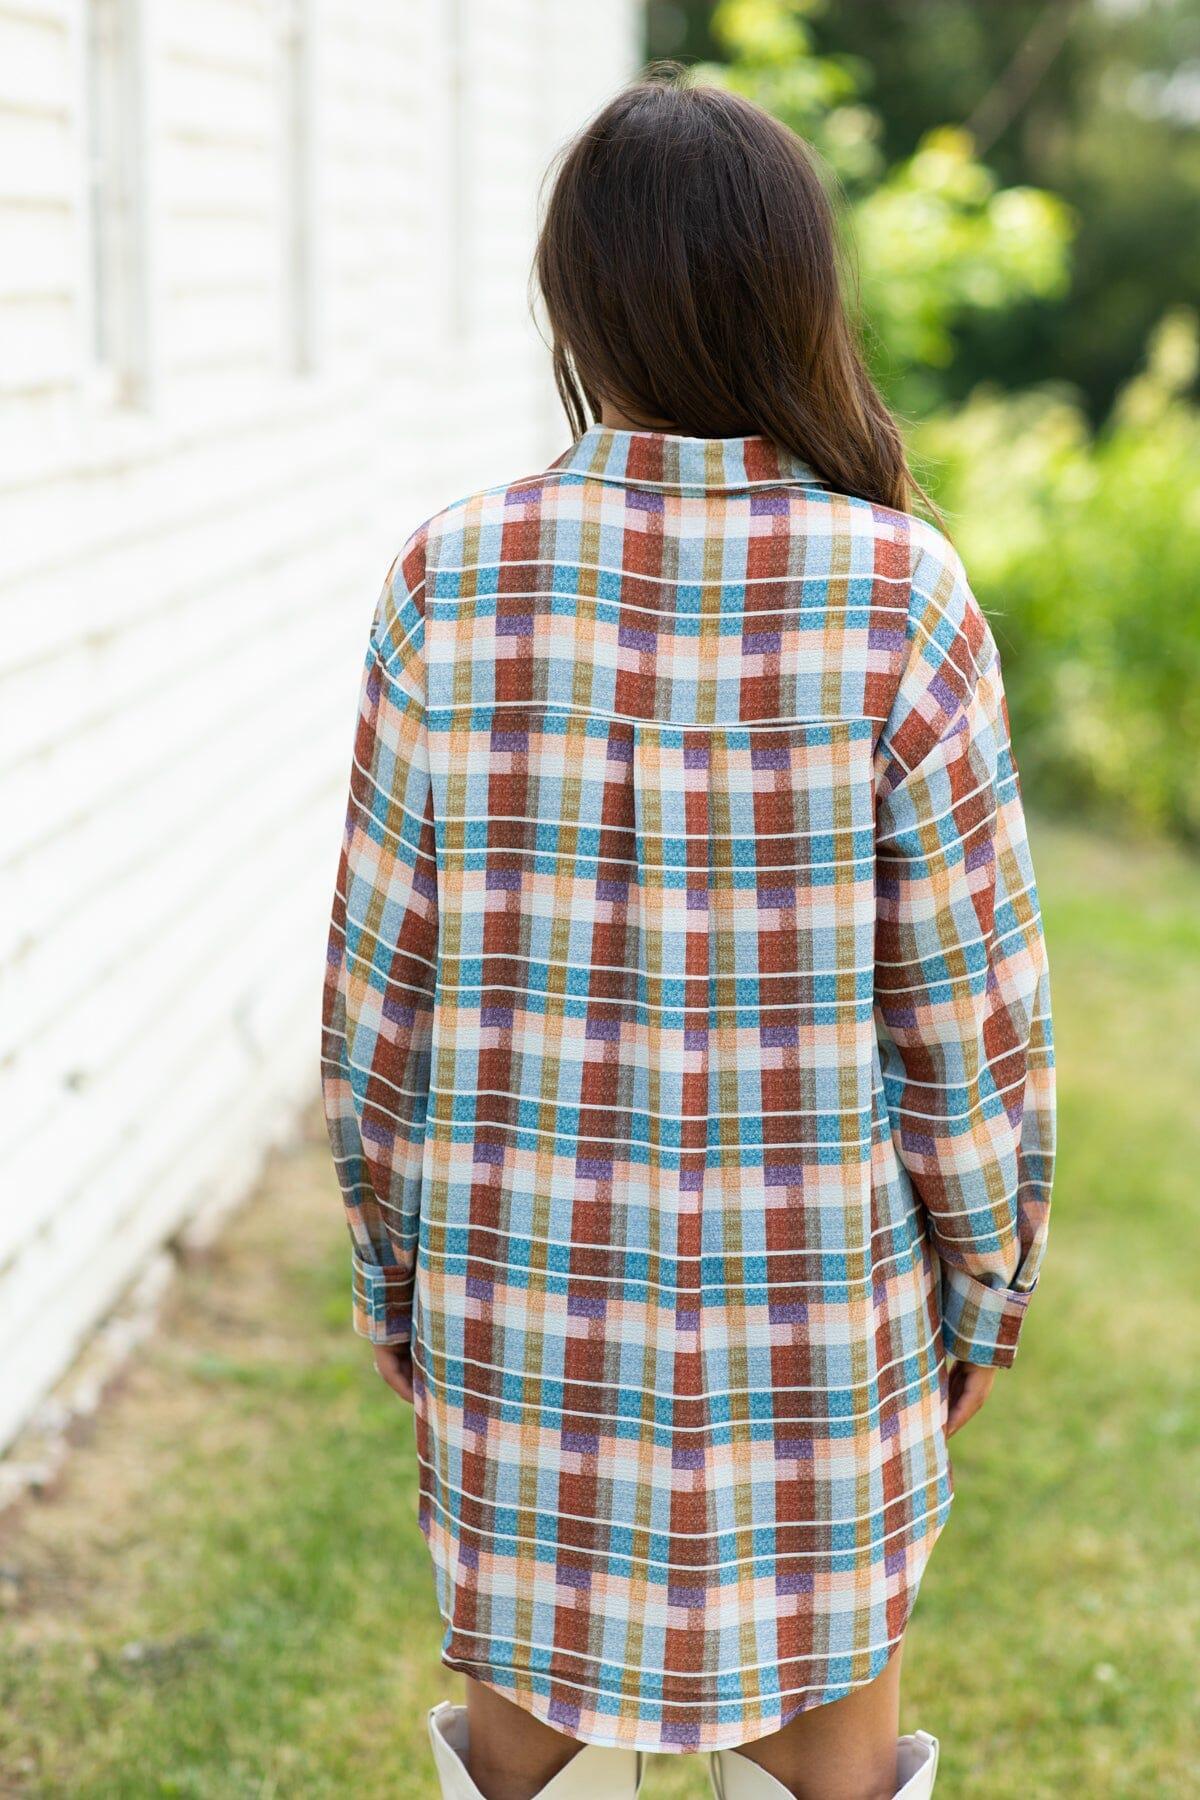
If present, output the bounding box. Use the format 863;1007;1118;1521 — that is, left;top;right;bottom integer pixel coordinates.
428;1491;953;1756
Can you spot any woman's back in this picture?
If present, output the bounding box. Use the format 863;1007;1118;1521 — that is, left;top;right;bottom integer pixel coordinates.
321;422;1053;1751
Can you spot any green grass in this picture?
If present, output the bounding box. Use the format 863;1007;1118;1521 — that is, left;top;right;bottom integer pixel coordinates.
1;819;1197;1798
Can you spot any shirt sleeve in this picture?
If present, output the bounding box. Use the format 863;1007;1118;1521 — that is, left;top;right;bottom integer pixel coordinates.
320;536;437;1345
873;532;1056;1369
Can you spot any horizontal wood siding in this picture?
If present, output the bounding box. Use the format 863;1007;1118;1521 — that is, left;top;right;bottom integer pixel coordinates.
0;0;641;1451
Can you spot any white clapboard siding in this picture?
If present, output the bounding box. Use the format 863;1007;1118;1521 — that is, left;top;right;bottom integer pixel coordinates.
0;0;641;1452
0;11;72;114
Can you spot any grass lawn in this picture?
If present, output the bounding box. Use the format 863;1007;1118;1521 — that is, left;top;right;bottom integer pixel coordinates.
1;818;1197;1799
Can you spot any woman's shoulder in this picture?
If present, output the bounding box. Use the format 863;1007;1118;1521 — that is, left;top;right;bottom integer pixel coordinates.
810;485;960;571
390;468;966;605
423;465;580;543
783;483;967;607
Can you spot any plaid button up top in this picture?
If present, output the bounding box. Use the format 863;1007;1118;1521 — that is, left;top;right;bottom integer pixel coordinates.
320;427;1055;1752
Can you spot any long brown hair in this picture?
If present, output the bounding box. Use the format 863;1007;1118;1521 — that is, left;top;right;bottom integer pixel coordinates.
535;69;927;516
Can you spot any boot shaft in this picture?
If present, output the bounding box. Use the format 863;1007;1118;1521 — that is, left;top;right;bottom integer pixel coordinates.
708;1729;939;1799
430;1703;935;1800
428;1703;645;1799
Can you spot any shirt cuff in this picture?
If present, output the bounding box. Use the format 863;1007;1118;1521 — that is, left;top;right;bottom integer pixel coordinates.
940;1264;1034;1369
351;1249;413;1345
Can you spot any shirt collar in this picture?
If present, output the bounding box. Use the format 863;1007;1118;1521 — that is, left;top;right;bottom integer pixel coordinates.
547;425;825;494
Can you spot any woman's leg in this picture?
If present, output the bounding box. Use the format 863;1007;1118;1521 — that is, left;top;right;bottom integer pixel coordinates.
733;1642;905;1800
463;1677;584;1800
459;1646;904;1800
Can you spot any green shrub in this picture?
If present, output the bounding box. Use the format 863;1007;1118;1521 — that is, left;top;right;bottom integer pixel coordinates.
915;310;1200;841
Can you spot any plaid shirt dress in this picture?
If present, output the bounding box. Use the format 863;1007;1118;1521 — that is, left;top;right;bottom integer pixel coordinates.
320;427;1055;1753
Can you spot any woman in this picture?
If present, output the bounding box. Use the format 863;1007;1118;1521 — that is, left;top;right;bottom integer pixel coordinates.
320;72;1055;1800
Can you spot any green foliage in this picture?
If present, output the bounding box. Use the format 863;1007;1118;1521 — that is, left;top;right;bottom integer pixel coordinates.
804;0;1200;419
659;0;1200;418
917;311;1200;840
699;0;1074;414
703;0;873;170
854;129;1072;413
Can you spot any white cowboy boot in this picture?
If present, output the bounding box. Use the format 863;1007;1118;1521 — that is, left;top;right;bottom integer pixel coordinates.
894;1733;939;1797
708;1728;939;1799
428;1701;645;1798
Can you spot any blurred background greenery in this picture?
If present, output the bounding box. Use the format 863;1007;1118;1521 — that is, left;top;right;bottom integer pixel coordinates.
653;0;1200;841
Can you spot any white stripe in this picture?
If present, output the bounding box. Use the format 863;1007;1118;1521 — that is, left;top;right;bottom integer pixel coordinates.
330;1075;1027;1170
413;1335;935;1404
557;471;830;496
880;871;1038;944
334;906;1036;987
365;629;424;708
415;1472;951;1597
414;1205;922;1265
428;699;888;732
427;557;913;591
334;905;437;973
436;1621;945;1711
331;905;1043;996
437;811;873;844
416;1232;926;1297
332;955;880;1017
879;911;1045;985
414;1437;948;1543
904;602;994;692
431;942;878;983
420;1083;876;1127
327;1132;1036;1233
424;562;982;708
414;1064;1028;1131
877;772;1016;850
440;843;875;874
388;1097;883;1155
348;752;430;825
320;1051;428;1108
431;979;878;1017
433;1613;923;1682
884;1066;1036;1117
325;1037;1036;1174
338;951;433;998
432;586;911;626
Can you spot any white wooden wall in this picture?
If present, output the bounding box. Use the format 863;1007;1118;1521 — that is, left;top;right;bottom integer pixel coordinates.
0;0;641;1452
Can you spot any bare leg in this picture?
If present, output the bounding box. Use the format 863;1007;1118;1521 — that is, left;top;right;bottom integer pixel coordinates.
734;1642;905;1800
464;1678;584;1800
459;1644;904;1800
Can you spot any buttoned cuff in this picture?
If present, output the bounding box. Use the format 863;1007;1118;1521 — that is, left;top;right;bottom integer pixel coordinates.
351;1249;413;1345
941;1264;1034;1368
